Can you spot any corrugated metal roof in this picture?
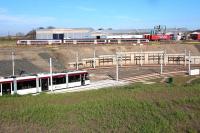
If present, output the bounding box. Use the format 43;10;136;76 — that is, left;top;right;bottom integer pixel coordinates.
36;28;94;32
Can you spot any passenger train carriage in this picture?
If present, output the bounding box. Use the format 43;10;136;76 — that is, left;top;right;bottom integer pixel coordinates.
0;71;90;96
17;38;149;45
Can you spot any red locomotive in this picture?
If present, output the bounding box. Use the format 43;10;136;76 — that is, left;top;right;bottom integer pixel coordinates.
190;33;200;40
144;34;171;41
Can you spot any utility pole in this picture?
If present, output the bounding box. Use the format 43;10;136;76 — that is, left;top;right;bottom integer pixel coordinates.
76;52;79;70
12;52;15;76
188;51;191;75
50;58;53;92
116;54;119;81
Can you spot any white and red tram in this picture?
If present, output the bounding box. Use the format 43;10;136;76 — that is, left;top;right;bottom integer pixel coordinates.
0;70;90;96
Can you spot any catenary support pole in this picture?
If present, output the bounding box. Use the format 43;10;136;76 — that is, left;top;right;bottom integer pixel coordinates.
140;48;143;66
50;58;53;92
160;54;163;75
12;52;15;76
164;50;167;66
93;46;96;68
188;51;191;75
116;54;119;81
184;49;187;66
76;52;79;70
120;49;123;67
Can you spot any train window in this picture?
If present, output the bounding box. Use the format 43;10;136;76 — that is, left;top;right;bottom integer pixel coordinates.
53;77;66;85
0;84;1;92
68;75;80;83
17;80;36;90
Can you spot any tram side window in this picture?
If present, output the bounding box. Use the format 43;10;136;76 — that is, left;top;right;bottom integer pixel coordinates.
69;75;80;83
2;83;11;93
53;77;66;85
17;80;36;90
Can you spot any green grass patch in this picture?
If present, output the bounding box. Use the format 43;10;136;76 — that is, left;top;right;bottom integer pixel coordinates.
0;76;200;132
185;42;200;45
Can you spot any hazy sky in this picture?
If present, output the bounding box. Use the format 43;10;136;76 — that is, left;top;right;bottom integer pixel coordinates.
0;0;200;35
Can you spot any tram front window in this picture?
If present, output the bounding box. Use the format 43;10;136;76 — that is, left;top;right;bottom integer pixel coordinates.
2;83;11;95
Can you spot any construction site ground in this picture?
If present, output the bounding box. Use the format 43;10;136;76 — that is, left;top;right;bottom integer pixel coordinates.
0;43;200;78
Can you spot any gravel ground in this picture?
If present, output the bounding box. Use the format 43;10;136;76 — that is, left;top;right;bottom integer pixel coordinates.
86;65;189;81
0;59;43;77
38;53;65;70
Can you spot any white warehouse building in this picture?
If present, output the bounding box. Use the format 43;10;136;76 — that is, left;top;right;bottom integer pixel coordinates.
35;27;189;40
36;28;95;40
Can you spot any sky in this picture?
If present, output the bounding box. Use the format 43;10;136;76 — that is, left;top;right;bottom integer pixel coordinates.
0;0;200;36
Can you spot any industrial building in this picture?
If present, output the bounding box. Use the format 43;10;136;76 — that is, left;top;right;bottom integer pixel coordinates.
36;28;94;40
35;28;143;40
35;27;189;40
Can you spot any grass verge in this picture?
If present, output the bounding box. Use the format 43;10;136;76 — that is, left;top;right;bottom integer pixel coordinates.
0;76;200;132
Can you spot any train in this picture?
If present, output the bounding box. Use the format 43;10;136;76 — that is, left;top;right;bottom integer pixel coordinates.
144;34;172;41
16;38;149;45
0;70;90;96
190;33;200;40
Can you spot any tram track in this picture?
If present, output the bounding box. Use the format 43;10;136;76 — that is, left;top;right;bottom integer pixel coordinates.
120;71;187;83
51;70;187;94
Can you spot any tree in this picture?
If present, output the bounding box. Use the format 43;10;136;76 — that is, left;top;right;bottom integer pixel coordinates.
47;26;55;29
98;28;104;30
38;27;45;30
16;32;24;37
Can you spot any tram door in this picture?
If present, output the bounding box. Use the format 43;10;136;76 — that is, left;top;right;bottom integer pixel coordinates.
2;83;12;95
41;78;49;91
81;74;85;86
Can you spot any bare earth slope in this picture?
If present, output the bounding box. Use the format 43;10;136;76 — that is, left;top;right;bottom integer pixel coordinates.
0;44;200;76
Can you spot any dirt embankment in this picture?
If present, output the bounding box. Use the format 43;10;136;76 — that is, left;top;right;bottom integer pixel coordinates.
0;44;200;76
